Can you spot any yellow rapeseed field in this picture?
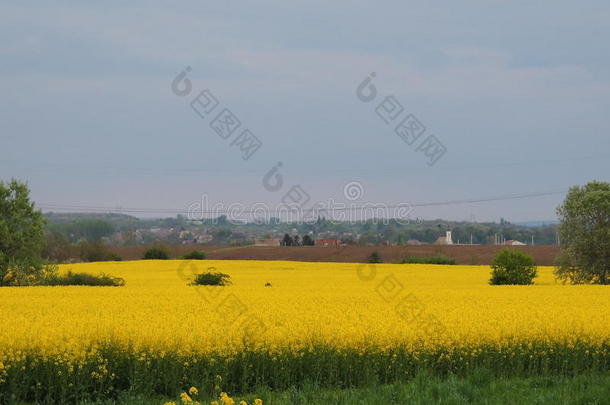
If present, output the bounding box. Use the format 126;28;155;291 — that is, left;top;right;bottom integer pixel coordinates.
1;260;608;352
0;260;608;402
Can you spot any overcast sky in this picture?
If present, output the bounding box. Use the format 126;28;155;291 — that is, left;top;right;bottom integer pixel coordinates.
1;1;609;222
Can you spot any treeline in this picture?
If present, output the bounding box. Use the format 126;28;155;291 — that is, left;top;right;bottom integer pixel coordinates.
42;237;122;263
43;213;560;248
280;234;315;246
47;219;115;242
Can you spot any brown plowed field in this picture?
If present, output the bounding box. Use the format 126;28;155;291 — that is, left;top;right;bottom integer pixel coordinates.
108;244;561;265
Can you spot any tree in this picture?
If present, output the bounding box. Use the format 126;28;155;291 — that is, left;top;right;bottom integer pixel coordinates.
555;181;610;284
0;179;46;286
65;219;114;242
79;240;121;262
489;248;537;285
302;235;314;246
282;233;293;246
143;247;170;260
42;231;72;263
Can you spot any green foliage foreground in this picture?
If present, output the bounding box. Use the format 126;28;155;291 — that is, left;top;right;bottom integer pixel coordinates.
41;373;610;405
1;340;608;404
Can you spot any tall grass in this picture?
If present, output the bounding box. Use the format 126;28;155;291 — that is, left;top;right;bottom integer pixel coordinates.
115;373;610;405
0;340;607;404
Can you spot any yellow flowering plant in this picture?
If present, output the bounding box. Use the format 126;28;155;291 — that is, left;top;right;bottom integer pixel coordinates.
0;260;607;404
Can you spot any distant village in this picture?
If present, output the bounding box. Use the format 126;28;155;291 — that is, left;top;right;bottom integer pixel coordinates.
254;230;527;247
109;225;530;247
44;213;556;247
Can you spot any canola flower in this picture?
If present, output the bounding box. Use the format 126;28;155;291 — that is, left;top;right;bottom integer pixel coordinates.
0;260;607;403
174;386;202;405
220;392;235;405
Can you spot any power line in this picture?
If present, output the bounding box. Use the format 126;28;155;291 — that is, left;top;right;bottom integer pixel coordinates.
409;189;566;207
38;189;568;216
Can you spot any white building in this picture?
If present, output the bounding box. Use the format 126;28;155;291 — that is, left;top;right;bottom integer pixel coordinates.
435;230;453;245
503;240;526;246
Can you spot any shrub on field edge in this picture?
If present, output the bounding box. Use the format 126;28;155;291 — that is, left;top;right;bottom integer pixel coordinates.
182;250;206;260
368;251;383;263
490;248;537;285
400;255;457;265
143;247;170;260
190;272;232;286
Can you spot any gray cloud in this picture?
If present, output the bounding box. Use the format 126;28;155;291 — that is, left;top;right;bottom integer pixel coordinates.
1;0;609;221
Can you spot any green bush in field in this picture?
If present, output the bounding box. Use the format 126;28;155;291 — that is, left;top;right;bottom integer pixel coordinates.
191;271;232;286
368;251;383;263
143;247;170;260
400;255;457;265
490;248;537;285
43;269;125;286
108;253;122;261
182;250;206;260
